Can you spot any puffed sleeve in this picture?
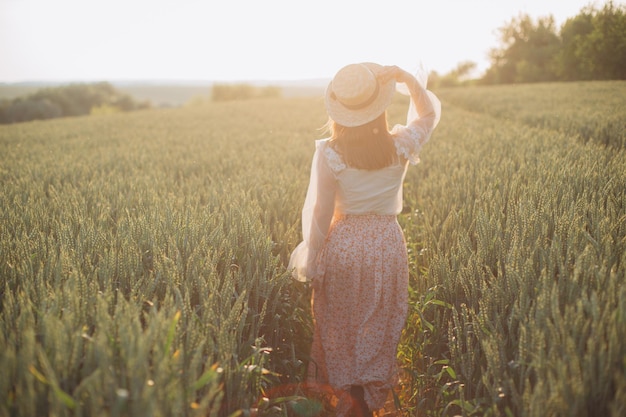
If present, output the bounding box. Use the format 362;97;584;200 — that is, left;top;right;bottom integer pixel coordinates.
391;68;442;164
288;139;337;282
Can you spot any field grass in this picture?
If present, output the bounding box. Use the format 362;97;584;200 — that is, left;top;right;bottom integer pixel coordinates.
399;83;626;416
1;81;625;416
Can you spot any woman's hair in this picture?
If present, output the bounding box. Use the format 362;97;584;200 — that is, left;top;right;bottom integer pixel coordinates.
327;112;398;170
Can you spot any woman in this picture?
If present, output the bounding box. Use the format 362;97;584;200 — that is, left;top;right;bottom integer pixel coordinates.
289;62;441;416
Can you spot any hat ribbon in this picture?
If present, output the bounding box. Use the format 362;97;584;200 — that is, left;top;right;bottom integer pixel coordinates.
331;81;380;110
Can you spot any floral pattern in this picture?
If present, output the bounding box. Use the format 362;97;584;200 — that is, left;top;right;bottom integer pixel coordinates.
308;214;409;414
324;144;347;172
391;123;428;165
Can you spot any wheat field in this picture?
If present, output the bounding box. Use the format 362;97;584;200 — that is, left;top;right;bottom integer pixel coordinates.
1;81;625;416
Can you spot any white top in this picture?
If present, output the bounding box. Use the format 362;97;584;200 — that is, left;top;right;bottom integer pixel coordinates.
289;73;442;281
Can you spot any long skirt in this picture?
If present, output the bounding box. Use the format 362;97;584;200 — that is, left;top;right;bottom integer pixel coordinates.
308;214;409;415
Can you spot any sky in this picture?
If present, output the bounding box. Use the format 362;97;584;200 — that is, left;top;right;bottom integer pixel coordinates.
0;0;616;83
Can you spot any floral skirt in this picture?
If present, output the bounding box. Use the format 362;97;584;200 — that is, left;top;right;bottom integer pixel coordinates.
308;214;409;414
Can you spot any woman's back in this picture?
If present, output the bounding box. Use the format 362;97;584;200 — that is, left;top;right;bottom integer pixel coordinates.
321;140;408;215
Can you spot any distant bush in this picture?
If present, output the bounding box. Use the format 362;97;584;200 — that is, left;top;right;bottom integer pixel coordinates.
0;82;150;124
429;61;479;89
184;95;210;107
90;104;122;115
0;98;62;123
211;83;281;101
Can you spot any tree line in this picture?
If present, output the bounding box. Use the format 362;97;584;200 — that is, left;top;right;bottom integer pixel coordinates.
0;82;150;124
434;1;626;86
210;83;281;101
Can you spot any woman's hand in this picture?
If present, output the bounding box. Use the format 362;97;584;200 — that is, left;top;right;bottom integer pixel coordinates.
378;65;415;85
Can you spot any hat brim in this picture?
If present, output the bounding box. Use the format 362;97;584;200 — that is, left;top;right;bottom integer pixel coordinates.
325;62;396;127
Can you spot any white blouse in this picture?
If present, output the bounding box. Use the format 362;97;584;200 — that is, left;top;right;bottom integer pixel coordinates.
289;75;441;282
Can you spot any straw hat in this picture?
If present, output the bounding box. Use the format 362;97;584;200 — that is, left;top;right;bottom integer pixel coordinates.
325;62;396;127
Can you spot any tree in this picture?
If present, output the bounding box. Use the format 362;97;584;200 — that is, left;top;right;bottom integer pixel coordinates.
556;2;626;80
584;1;626;79
556;8;595;80
483;1;626;84
483;14;560;84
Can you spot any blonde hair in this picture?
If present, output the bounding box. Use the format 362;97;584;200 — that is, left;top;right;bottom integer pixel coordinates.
327;112;398;170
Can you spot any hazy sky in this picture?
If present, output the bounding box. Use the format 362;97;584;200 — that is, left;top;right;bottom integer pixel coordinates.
0;0;614;83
